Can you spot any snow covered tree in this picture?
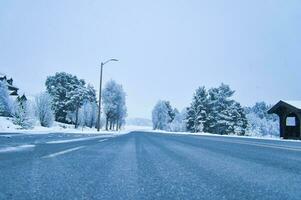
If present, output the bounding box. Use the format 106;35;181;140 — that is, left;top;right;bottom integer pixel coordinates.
169;109;187;132
0;81;13;117
165;101;176;123
45;72;85;123
35;92;54;127
245;102;279;137
12;96;34;129
67;86;90;128
65;85;97;128
78;101;98;128
152;100;171;130
186;86;209;133
229;102;248;135
206;83;247;135
46;73;98;128
102;80;127;130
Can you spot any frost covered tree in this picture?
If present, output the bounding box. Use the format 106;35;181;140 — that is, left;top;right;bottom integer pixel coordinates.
45;72;85;123
186;86;209;133
102;80;127;130
169;109;187;132
35;92;54;127
12;96;34;129
67;86;90;128
0;81;13;117
65;85;97;128
152;100;186;131
152;100;171;130
245;102;279;137
165;101;176;123
78;101;98;128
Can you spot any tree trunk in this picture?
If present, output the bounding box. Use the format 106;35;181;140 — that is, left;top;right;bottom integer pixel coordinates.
75;107;79;129
105;117;109;130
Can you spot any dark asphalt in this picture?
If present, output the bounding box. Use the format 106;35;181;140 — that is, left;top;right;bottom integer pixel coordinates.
1;131;301;200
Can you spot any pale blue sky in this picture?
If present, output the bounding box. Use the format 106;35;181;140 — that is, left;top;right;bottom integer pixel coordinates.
1;0;301;118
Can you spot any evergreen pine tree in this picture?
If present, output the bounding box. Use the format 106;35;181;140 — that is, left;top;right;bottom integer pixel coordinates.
186;86;209;133
207;83;247;135
45;72;85;123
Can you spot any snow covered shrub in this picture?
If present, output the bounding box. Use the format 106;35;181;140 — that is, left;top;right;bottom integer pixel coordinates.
0;81;13;117
35;92;54;127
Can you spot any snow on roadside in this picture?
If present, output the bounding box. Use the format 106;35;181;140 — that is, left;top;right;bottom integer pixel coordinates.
144;129;301;143
2;116;294;143
0;117;21;131
0;117;130;135
123;125;152;132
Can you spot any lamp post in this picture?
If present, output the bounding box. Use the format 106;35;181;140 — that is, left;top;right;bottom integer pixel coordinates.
97;59;118;131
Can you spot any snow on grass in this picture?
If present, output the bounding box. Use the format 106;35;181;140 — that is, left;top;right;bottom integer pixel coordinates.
0;144;35;153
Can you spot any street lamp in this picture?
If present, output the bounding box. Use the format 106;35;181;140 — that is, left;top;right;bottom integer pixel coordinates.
97;58;118;131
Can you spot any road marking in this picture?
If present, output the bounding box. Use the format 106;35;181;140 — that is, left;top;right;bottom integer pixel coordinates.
99;139;108;142
0;144;35;153
46;135;113;144
42;146;85;158
199;137;301;152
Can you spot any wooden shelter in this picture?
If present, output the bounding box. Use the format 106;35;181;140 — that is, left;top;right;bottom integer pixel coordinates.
268;101;301;139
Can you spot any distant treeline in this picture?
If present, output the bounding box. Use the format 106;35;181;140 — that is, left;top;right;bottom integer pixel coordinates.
152;83;279;136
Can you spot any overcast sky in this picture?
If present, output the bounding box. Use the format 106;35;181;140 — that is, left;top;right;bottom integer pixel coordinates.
1;0;301;119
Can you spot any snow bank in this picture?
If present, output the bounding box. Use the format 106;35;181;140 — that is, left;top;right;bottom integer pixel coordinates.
145;129;301;142
0;117;21;131
0;117;131;135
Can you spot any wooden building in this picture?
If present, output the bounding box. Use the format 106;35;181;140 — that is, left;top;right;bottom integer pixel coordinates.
268;101;301;139
0;73;19;96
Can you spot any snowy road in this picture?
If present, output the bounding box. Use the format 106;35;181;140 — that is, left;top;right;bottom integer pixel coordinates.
0;132;301;200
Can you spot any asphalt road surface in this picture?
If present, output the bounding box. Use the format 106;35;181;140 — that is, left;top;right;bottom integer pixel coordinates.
1;131;301;200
